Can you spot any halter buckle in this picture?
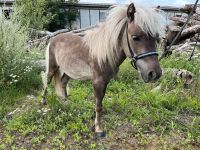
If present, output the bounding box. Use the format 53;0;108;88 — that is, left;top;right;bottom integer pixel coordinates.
130;58;137;69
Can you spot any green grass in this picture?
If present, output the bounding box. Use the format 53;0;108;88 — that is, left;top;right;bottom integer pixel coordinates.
0;68;41;119
0;56;200;149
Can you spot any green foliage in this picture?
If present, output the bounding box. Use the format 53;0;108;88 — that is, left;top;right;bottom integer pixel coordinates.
0;13;42;118
45;0;79;31
0;68;41;119
14;0;79;31
0;15;34;87
0;55;199;149
13;0;51;30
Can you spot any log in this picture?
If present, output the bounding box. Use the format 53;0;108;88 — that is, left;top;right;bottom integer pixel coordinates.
162;5;200;56
169;40;200;51
192;13;200;21
185;4;200;14
165;25;200;46
180;5;195;14
28;25;97;48
176;41;200;51
169;16;200;26
190;33;200;42
180;25;200;41
196;9;200;14
167;25;181;32
174;41;191;51
164;25;181;46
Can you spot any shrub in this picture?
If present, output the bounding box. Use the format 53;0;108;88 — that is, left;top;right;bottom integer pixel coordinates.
0;15;33;87
14;0;79;31
44;0;79;31
13;0;52;30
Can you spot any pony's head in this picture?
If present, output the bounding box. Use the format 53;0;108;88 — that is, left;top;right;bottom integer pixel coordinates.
84;3;164;82
123;3;163;82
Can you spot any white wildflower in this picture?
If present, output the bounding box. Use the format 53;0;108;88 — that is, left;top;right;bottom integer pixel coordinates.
7;108;21;116
13;80;18;83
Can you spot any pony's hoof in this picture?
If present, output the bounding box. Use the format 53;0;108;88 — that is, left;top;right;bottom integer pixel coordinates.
95;131;106;138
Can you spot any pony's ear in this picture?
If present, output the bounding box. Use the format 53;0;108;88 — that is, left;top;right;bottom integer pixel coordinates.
127;3;136;22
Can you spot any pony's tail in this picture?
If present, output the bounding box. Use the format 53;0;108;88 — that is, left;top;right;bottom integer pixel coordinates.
41;42;50;90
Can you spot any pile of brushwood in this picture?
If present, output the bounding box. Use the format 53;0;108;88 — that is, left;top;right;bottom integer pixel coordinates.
164;4;200;57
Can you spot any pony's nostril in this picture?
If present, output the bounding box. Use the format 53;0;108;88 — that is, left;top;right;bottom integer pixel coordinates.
148;71;156;80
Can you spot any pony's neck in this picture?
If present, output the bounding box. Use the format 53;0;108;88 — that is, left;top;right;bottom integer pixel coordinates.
114;48;126;69
112;23;127;69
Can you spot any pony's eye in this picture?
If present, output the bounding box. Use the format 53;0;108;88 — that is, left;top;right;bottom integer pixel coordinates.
132;35;140;41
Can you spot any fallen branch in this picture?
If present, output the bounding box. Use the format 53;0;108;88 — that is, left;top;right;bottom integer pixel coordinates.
170;40;200;51
28;28;53;36
28;25;98;48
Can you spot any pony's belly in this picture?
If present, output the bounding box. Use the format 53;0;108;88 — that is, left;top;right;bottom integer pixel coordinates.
62;61;92;80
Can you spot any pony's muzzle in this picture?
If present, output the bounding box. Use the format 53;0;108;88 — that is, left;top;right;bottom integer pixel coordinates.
145;69;162;83
139;65;162;83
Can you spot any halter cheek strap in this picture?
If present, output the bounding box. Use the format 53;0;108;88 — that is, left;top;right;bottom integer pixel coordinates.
126;24;159;69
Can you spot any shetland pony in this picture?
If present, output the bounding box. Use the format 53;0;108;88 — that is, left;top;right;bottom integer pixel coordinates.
42;3;164;137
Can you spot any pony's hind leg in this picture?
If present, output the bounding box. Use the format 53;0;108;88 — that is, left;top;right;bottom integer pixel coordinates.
54;72;70;101
60;74;70;100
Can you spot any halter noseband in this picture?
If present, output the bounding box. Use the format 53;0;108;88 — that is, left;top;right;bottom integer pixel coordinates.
126;23;159;69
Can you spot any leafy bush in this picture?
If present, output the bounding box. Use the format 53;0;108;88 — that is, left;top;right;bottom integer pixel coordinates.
14;0;79;31
44;0;79;31
0;15;33;87
13;0;53;30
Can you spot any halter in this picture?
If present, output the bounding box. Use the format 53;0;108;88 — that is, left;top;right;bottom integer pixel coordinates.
126;23;159;69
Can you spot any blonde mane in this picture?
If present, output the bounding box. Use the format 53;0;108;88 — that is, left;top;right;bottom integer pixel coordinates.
83;4;164;69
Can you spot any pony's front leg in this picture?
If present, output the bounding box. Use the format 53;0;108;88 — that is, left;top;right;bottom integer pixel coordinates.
92;77;108;137
42;72;54;105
